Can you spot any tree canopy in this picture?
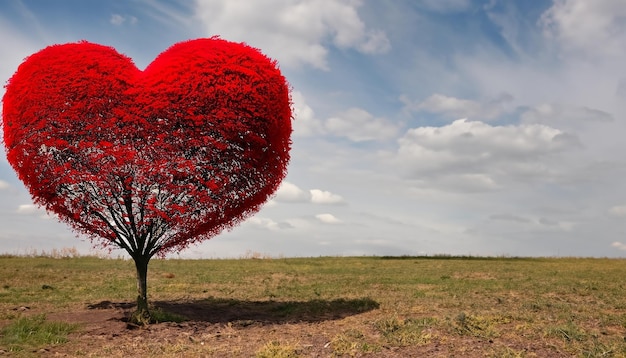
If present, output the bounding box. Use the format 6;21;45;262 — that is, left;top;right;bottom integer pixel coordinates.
2;38;292;322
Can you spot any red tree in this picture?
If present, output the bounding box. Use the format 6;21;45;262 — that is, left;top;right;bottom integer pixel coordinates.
2;38;292;322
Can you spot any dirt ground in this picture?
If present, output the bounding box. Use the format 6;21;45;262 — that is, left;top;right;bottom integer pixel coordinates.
3;300;570;357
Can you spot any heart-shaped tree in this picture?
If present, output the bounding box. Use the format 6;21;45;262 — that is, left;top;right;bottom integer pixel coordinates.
2;38;292;323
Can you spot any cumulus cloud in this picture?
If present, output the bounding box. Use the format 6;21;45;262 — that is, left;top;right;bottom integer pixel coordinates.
193;0;390;70
325;107;398;142
540;0;626;58
401;93;514;121
274;181;310;202
396;119;582;190
315;213;341;224
274;182;346;205
310;189;345;204
0;180;9;190
399;119;577;168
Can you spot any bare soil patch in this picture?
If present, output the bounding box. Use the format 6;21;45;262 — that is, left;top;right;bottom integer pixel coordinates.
19;300;567;357
42;299;384;357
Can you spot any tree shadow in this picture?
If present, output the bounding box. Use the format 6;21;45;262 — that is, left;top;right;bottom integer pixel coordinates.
88;297;379;325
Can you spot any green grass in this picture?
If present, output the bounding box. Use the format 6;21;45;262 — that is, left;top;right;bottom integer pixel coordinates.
374;316;434;346
0;314;78;353
1;255;626;356
148;306;187;323
255;341;300;358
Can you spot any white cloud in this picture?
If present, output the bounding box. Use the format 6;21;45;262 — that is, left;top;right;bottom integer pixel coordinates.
315;213;341;224
0;180;9;190
611;241;626;251
110;14;138;26
193;0;390;70
399;119;576;167
283;218;311;230
110;14;125;25
292;93;397;141
274;181;309;202
325;107;398;141
310;189;345;205
15;204;51;219
291;91;324;137
401;93;514;121
274;182;346;205
16;204;39;215
608;205;626;218
357;29;390;54
424;173;500;192
483;1;529;57
396;119;582;189
0;22;41;100
521;103;613;127
247;217;293;230
540;0;626;58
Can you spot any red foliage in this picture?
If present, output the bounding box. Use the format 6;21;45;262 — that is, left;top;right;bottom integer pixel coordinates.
2;38;292;258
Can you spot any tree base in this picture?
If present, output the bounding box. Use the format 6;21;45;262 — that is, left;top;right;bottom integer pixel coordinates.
129;308;152;326
130;294;151;325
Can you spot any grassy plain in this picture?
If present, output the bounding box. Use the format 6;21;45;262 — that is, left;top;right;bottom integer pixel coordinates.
0;254;625;356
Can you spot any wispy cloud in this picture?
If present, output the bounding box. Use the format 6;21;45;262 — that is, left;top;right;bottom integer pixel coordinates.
110;14;138;26
611;241;626;251
292;91;398;141
325;108;398;142
608;205;626;218
401;93;514;121
193;0;390;70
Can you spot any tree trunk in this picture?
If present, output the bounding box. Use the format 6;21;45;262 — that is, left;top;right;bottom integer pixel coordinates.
131;255;151;324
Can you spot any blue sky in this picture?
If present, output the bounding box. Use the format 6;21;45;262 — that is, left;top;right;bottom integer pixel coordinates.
2;0;626;258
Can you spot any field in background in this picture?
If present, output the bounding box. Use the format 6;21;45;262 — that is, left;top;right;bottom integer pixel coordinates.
1;254;626;356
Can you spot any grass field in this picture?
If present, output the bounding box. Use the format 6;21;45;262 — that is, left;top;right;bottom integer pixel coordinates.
1;254;625;356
